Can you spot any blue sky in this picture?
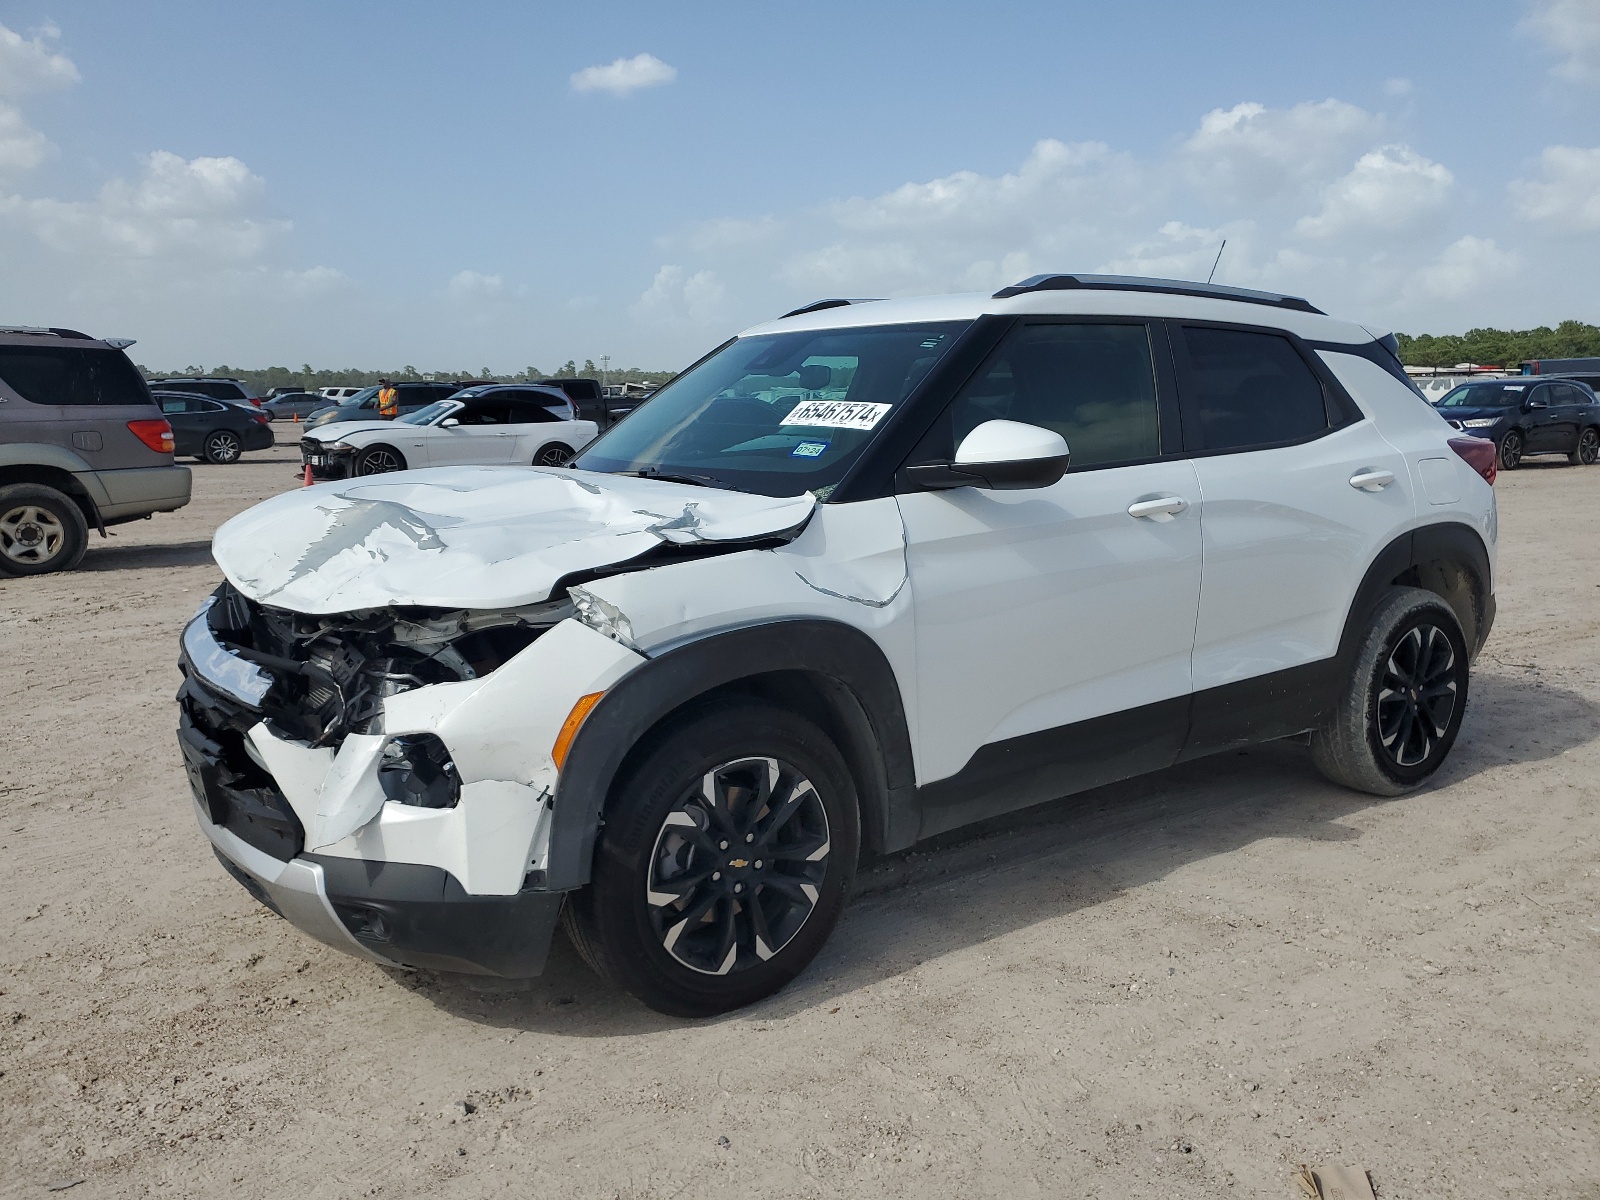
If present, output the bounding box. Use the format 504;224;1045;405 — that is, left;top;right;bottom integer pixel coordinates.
1;1;1598;370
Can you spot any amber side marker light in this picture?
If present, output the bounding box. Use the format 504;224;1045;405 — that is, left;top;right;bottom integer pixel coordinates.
551;692;605;770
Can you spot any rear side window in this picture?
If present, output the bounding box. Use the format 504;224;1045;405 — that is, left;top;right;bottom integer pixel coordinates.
1179;327;1327;451
0;346;152;406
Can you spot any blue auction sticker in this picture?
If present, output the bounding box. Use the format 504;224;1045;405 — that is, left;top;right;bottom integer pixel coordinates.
791;440;829;458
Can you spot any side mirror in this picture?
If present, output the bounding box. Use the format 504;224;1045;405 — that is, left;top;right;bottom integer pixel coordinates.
1525;397;1548;410
904;420;1070;491
441;417;460;428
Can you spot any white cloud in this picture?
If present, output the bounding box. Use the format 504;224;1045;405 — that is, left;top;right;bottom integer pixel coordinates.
8;151;286;260
1510;145;1600;229
635;263;725;323
1295;145;1454;239
446;269;505;299
1180;99;1383;201
1522;0;1600;83
570;53;676;96
1402;236;1520;303
1383;77;1414;97
0;21;78;100
0;101;50;173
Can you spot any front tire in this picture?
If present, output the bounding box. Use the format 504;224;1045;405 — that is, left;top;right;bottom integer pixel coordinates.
354;445;406;475
203;429;243;464
1311;586;1470;797
1570;427;1599;466
0;483;89;576
564;701;859;1017
1498;430;1523;471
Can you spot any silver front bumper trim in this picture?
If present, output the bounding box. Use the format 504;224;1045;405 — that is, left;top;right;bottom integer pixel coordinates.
192;795;397;967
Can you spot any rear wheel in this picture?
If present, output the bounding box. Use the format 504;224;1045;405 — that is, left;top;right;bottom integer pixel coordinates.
203;429;243;464
1570;427;1599;466
535;443;574;466
0;483;89;576
354;445;406;475
1311;587;1470;796
1498;430;1523;470
564;701;859;1016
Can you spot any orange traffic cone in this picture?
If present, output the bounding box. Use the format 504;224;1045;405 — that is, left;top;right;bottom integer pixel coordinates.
302;463;314;487
293;412;300;424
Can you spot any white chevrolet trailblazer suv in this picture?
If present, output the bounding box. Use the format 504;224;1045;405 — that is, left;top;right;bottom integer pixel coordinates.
178;275;1498;1016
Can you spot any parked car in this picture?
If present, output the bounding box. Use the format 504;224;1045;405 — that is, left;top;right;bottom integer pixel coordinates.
179;274;1497;1016
303;382;465;430
1;326;190;575
318;386;365;402
261;392;328;422
538;377;642;428
265;387;310;400
147;376;263;409
153;391;275;463
1436;377;1600;468
299;387;595;478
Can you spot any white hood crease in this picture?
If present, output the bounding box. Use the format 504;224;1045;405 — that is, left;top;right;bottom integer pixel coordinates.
212;466;818;613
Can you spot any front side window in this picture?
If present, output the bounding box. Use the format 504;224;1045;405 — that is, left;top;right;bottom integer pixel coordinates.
1179;327;1328;451
1437;382;1527;408
0;345;152;406
936;322;1161;470
576;321;969;497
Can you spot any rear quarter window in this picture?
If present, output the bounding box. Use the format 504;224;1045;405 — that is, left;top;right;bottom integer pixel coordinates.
0;346;153;406
1179;327;1328;452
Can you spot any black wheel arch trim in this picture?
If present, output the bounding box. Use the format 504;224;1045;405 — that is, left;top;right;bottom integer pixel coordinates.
545;619;916;891
1338;522;1493;667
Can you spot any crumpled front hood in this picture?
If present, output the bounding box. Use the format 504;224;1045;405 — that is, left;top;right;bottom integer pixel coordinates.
301;420;397;441
213;466;817;613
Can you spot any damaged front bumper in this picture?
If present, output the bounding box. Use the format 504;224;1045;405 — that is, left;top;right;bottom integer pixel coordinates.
177;587;643;977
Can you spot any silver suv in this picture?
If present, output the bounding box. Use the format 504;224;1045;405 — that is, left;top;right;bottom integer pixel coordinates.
0;327;191;574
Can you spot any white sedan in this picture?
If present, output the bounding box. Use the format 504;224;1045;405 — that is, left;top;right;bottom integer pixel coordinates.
300;387;598;479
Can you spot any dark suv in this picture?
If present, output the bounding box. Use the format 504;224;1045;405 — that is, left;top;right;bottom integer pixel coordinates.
1;328;191;574
303;382;465;430
1437;377;1600;469
147;377;263;409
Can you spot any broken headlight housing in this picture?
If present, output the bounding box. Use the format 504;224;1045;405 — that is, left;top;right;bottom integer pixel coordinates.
378;735;460;809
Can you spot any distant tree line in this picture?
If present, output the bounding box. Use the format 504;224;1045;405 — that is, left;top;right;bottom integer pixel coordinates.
137;358;677;391
1396;320;1600;368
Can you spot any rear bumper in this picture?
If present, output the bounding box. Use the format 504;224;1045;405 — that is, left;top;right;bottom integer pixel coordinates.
82;464;192;519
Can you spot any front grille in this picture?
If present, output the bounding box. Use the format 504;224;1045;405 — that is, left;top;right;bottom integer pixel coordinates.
178;672;305;862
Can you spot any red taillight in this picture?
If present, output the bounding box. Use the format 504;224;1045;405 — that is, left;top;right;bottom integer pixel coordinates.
251;412;269;426
1449;436;1497;486
250;397;263;407
128;418;175;454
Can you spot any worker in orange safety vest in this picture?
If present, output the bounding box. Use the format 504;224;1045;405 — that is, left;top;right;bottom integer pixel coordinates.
377;378;398;419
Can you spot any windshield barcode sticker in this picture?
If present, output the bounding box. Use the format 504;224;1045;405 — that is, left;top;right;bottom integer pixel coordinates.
780;400;891;430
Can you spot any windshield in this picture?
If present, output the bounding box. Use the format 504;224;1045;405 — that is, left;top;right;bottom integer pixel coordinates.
1438;382;1527;408
575;321;969;497
399;400;457;426
341;385;379;408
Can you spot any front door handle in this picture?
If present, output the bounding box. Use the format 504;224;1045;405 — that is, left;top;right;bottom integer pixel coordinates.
1127;496;1189;522
1349;469;1396;492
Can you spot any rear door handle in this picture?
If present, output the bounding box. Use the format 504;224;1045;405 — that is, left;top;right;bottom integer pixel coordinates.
1349;469;1395;492
1127;496;1189;522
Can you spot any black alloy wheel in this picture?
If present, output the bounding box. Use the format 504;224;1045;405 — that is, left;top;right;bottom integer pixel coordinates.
1572;427;1599;466
1498;429;1523;470
646;757;831;976
1375;622;1459;769
536;443;574;467
354;446;405;475
563;700;859;1016
203;429;243;464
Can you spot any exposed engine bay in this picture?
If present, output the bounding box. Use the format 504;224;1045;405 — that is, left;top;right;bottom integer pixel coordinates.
203;581;573;747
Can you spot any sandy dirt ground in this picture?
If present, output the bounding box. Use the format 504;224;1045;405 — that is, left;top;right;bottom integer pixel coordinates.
3;444;1599;1199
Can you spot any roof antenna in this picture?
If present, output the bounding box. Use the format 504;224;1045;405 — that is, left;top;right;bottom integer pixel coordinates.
1206;239;1227;284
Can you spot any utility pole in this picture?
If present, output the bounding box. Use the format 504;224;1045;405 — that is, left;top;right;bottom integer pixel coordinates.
600;355;610;391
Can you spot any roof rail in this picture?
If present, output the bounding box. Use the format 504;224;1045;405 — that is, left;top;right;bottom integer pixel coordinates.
992;273;1324;314
0;325;95;339
779;298;885;319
